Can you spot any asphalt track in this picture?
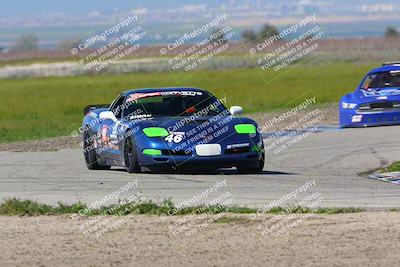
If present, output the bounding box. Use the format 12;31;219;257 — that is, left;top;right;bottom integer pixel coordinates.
1;125;399;209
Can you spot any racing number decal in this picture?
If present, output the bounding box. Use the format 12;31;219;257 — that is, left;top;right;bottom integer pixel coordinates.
101;125;109;144
164;133;184;143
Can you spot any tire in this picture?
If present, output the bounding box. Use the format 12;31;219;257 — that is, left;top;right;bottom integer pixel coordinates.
83;131;111;170
237;152;265;174
124;135;141;173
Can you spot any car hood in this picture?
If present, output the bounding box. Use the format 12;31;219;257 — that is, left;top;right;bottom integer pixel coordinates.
126;115;259;150
130;115;257;131
346;88;400;103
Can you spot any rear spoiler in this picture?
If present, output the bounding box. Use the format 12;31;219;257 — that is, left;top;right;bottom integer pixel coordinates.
83;104;109;115
383;61;400;66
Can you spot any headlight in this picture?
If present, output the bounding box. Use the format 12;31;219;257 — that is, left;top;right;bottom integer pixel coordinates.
234;124;256;134
143;149;162;156
342;102;357;109
143;127;169;137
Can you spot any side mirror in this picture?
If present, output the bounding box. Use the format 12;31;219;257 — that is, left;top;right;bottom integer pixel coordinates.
99;111;118;122
230;106;244;116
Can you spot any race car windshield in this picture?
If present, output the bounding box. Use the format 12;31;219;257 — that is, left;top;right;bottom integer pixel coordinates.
122;92;227;117
361;71;400;89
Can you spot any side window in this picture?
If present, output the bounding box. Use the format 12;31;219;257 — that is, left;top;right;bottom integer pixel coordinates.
362;74;376;89
110;95;125;119
392;74;400;87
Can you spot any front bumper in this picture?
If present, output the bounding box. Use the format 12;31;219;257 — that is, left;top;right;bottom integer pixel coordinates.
340;109;400;128
137;151;263;171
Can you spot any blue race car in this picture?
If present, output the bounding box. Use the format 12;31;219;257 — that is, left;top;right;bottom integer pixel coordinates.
339;62;400;128
82;88;265;173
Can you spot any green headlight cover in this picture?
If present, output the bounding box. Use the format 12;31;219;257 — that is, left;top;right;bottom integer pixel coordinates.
251;145;262;152
143;149;162;156
143;127;169;137
234;124;256;134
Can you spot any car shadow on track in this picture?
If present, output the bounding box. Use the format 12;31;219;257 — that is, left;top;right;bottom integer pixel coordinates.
108;168;296;176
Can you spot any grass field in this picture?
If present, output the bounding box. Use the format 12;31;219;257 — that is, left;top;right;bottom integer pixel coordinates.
0;62;376;143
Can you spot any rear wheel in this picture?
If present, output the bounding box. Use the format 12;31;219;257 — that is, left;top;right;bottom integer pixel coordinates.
237;152;265;174
124;135;141;173
83;131;111;170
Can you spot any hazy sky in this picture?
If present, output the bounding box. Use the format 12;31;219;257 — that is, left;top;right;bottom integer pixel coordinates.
0;0;394;18
0;0;221;17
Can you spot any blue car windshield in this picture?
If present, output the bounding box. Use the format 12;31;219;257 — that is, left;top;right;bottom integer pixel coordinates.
361;71;400;89
122;91;227;117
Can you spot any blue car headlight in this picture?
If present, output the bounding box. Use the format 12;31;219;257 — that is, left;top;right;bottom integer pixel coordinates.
142;127;169;137
342;102;357;109
234;124;257;134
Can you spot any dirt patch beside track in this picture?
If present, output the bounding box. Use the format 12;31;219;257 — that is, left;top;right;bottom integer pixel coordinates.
1;212;399;266
0;136;81;152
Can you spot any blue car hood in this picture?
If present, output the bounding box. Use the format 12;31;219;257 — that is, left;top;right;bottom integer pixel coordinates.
350;88;400;103
131;115;256;131
127;115;258;150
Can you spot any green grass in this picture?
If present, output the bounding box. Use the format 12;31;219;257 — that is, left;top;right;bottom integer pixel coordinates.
255;206;364;214
0;198;366;216
0;198;85;216
0;62;376;143
313;207;365;214
389;208;400;212
381;162;400;173
0;198;257;216
214;216;252;224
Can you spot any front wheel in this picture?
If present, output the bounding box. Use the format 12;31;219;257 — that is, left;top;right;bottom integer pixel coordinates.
237;152;265;174
124;135;141;173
